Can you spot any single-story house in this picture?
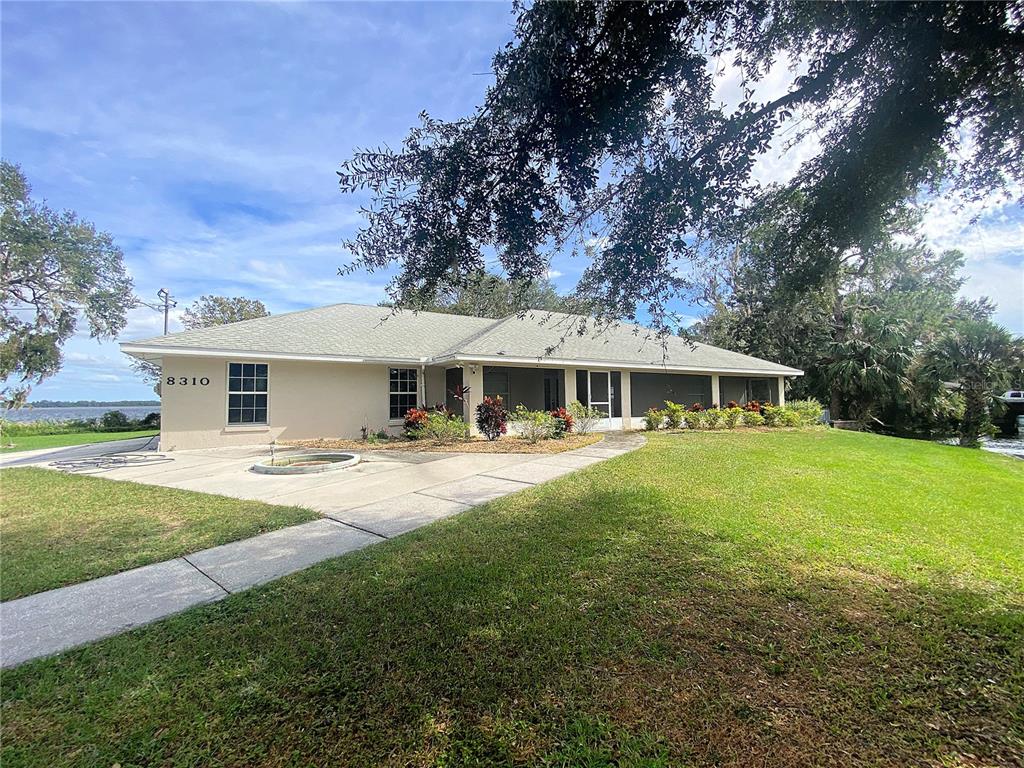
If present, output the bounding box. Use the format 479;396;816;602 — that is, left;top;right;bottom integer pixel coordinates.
121;303;803;450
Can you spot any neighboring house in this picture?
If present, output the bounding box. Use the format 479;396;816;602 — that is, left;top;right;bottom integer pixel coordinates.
121;303;803;450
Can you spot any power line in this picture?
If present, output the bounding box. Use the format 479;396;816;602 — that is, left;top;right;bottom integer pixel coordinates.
135;288;177;335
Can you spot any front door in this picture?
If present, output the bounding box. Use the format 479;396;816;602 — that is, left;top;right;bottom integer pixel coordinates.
589;371;612;417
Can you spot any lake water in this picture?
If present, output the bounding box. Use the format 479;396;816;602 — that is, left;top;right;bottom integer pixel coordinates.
3;406;161;423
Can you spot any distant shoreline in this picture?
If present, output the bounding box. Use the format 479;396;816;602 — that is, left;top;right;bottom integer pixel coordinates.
23;400;161;408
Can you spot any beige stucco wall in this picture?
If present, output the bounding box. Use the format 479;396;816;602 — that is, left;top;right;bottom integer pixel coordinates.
159;356;416;450
158;355;796;449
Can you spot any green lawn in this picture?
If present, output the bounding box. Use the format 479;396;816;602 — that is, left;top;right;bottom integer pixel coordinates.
0;429;159;453
3;430;1022;767
0;468;317;600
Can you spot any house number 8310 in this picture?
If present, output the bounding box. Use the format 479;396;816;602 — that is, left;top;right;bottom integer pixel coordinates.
165;376;210;386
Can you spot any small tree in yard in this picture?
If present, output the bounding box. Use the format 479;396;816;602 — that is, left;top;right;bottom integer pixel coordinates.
475;396;508;441
921;320;1023;447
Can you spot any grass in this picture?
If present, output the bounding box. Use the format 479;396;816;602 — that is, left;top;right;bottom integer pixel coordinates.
2;430;1022;767
0;468;317;600
0;429;159;453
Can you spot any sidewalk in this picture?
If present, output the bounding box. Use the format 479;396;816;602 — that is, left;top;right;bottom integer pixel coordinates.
1;433;645;669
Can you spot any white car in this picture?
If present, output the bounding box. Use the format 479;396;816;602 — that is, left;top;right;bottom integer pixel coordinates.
998;390;1024;403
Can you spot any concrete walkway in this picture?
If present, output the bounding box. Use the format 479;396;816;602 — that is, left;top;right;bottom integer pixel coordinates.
0;433;645;668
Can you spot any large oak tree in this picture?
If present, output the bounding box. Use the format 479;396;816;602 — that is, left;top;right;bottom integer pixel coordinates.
338;1;1023;330
1;161;134;409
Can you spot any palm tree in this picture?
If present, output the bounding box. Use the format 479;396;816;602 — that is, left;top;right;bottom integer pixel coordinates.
920;320;1023;447
825;312;912;423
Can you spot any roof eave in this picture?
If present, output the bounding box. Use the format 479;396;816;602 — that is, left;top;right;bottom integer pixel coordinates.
435;353;803;377
118;342;429;366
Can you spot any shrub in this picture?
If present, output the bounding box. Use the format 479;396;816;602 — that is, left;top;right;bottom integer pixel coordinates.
643;408;665;431
688;402;705;412
475;396;509;441
725;400;739;409
510;406;556;443
412;411;469;444
781;409;803;428
567;400;602;434
100;410;132;430
683;409;706;430
763;404;785;427
723;407;744;429
742;410;765;427
549;407;574;437
663;401;686;429
786;398;824;427
403;407;429;438
744;399;763;412
704;408;724;429
139;412;161;428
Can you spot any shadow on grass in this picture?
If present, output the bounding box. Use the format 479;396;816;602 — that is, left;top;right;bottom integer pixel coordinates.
3;481;1022;767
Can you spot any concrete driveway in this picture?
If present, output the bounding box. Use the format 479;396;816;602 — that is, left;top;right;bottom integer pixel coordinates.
2;434;645;667
0;435;159;468
19;436;642;539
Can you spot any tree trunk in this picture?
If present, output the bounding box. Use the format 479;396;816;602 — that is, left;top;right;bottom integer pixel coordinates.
829;292;846;420
959;387;986;447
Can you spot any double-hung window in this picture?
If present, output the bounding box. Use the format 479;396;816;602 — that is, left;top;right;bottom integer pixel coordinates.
228;362;268;424
389;368;418;419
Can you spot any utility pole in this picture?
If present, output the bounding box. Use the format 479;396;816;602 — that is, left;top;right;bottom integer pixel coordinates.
156;288;175;335
137;288;177;335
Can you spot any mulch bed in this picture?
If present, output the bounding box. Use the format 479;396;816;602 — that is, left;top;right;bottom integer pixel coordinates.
281;433;604;454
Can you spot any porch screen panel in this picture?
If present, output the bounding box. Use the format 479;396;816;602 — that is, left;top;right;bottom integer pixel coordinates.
720;376;748;405
483;366;510;401
445;367;462;414
629;373;712;417
575;370;589;406
611;371;622;417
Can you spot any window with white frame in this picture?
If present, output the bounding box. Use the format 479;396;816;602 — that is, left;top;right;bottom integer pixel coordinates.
389;368;418;419
227;362;268;424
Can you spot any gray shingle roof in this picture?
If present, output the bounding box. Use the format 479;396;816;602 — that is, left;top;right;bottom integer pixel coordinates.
122;303;802;375
438;310;802;375
124;304;497;361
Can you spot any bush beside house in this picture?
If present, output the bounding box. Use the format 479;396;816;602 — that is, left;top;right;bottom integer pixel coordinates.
642;398;825;432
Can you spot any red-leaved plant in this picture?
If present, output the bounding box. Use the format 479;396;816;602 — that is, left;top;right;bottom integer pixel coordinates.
550;407;574;437
475;396;508;441
403;407;429;437
688;402;705;412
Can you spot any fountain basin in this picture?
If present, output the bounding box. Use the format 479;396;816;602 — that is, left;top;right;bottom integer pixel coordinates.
251;452;360;475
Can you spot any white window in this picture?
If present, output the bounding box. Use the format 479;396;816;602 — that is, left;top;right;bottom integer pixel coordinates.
228;362;268;424
389;368;418;419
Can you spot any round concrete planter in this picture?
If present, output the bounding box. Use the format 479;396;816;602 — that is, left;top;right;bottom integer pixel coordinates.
251;452;361;475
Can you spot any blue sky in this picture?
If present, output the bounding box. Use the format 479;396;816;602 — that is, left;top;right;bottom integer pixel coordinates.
3;1;1022;401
